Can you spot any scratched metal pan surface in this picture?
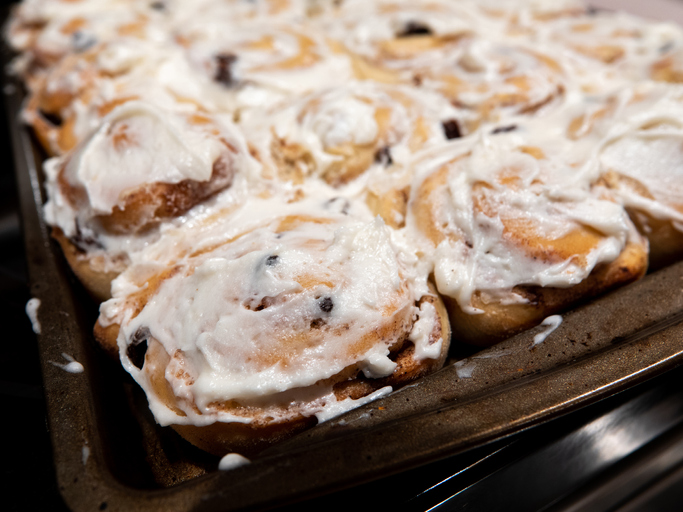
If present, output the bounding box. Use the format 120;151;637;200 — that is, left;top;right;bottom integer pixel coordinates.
6;3;683;512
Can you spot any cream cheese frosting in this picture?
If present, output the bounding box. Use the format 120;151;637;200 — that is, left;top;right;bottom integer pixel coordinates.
99;193;425;425
43;102;258;239
409;131;633;310
240;81;468;184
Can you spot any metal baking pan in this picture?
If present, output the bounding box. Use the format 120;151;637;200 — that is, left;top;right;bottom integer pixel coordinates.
5;2;683;510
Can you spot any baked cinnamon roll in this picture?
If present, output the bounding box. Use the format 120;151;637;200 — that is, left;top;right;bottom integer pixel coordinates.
7;0;159;85
409;129;648;346
584;84;683;268
23;35;230;156
326;1;566;127
242;82;468;188
43;101;258;299
95;195;450;455
542;9;683;94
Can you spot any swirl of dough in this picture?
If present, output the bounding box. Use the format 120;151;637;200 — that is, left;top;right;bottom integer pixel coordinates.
430;40;565;126
325;2;566;127
571;83;683;268
181;21;353;108
408;128;647;345
95;194;449;454
242;82;469;187
7;0;161;82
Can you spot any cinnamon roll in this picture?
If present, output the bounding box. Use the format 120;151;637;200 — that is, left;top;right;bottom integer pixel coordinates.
43;101;258;299
95;195;450;454
409;129;648;346
587;84;683;268
242;82;468;187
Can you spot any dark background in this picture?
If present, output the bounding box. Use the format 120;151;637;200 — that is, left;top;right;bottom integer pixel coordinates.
1;3;72;508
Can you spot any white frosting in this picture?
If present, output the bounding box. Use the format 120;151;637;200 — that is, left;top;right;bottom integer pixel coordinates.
409;301;442;361
67;102;224;213
50;353;84;374
99;194;424;425
25;297;41;334
313;96;378;148
532;315;563;346
454;360;476;379
218;453;251;471
593;84;683;226
314;386;393;423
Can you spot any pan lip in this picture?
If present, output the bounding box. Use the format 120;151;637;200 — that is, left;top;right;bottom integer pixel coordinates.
5;2;683;511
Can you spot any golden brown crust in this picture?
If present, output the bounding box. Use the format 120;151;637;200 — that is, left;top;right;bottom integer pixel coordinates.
93;321;120;359
93;264;183;357
171;417;318;457
332;291;450;400
629;211;683;270
366;186;409;229
598;170;683;270
96;160;234;234
445;234;648;346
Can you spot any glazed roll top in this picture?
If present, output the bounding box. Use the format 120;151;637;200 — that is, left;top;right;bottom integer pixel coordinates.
592;85;683;214
97;193;446;428
23;35;234;156
572;83;683;267
43;103;257;237
544;10;683;91
409;121;647;343
181;20;354;110
242;82;468;186
325;1;566;128
7;0;159;82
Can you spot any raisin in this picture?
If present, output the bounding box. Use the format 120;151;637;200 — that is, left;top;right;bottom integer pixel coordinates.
398;21;433;37
442;119;462;140
215;54;238;86
39;109;63;127
374;146;393;166
319;297;334;313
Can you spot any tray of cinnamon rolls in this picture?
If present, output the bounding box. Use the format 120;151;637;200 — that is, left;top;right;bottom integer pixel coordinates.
5;0;683;510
